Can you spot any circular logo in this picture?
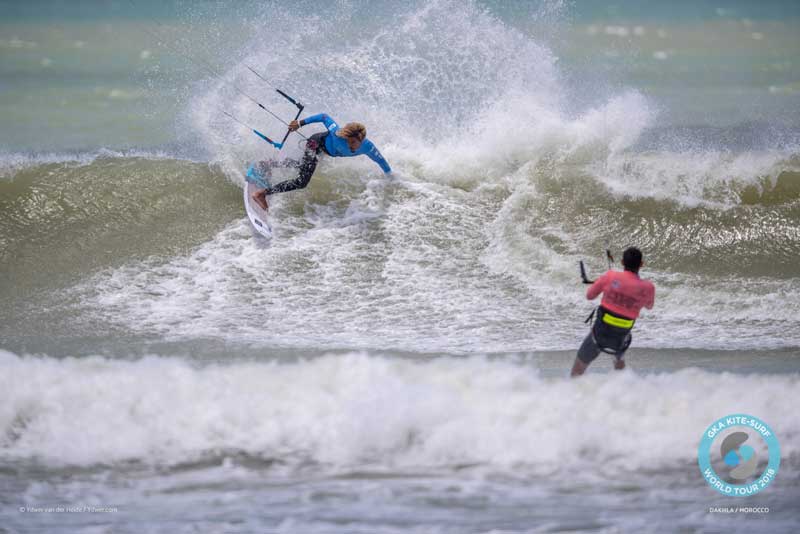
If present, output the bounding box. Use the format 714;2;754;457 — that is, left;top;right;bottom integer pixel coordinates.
698;414;780;497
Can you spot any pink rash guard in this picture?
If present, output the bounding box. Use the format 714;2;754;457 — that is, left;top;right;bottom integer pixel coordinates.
586;270;655;320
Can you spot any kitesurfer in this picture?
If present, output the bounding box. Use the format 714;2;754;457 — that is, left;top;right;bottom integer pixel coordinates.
571;247;655;377
251;114;391;210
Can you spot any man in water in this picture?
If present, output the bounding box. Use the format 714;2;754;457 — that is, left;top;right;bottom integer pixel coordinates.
570;247;655;377
251;113;391;210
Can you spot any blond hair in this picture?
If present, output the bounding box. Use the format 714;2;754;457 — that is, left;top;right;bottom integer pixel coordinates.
336;122;367;141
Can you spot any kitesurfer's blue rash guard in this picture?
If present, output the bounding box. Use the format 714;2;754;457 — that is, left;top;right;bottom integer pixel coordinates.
302;113;391;173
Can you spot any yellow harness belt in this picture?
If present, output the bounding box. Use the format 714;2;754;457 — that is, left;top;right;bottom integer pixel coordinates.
602;313;635;329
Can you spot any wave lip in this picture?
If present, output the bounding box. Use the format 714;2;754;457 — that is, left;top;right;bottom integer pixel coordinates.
0;148;185;179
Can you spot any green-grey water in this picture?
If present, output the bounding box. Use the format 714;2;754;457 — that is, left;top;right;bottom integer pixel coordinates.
2;1;799;532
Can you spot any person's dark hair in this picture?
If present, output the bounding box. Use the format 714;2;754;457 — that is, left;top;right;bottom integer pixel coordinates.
622;247;643;273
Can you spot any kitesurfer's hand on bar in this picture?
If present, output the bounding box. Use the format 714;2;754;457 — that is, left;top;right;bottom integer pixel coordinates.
288;120;301;132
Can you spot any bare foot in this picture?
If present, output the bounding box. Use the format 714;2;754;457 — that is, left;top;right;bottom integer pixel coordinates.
251;189;269;211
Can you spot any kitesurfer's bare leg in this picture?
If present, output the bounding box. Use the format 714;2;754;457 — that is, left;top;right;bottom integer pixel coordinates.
570;357;589;377
571;332;600;378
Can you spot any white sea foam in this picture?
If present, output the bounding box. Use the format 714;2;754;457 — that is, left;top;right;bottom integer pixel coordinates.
81;194;556;353
2;350;797;469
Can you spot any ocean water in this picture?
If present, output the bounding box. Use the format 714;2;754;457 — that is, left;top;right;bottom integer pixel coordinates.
1;1;799;532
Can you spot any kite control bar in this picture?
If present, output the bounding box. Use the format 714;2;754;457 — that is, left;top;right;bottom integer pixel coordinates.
251;89;304;150
579;249;615;284
579;260;594;284
276;89;304;147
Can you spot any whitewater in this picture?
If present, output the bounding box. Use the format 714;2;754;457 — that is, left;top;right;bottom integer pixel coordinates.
2;0;800;532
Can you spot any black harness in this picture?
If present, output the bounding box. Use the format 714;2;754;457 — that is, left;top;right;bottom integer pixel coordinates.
585;306;634;357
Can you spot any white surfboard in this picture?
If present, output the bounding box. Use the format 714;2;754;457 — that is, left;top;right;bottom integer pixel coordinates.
244;162;273;239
